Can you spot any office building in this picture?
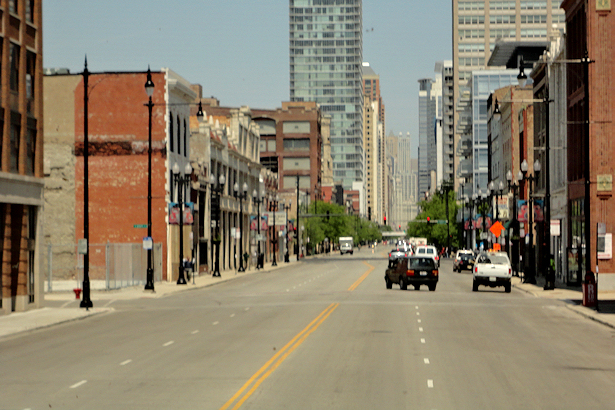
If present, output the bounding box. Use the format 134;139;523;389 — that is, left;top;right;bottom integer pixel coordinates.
452;0;565;194
418;78;437;198
1;0;43;313
289;0;363;189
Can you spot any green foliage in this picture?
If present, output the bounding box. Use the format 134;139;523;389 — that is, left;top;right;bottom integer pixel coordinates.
406;187;460;250
303;201;382;247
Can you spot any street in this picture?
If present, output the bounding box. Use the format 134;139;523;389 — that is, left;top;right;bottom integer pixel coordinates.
1;252;615;410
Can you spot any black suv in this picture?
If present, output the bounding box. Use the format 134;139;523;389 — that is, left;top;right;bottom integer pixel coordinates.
453;250;475;272
385;256;438;291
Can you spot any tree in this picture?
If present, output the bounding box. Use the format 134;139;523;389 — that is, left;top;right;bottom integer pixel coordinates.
406;188;459;250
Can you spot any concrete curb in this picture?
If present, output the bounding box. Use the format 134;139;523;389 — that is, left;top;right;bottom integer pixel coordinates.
563;304;615;330
0;307;113;340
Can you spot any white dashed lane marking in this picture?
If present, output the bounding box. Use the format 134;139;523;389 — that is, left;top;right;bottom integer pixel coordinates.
213;321;219;325
428;380;434;388
163;341;174;347
230;314;235;318
191;330;199;334
424;358;430;364
421;338;426;344
70;380;87;389
120;359;132;366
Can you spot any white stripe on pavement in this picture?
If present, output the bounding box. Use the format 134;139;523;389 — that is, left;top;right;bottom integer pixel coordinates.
70;380;87;389
120;360;132;366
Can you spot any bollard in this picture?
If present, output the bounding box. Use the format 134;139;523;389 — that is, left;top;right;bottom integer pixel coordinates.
582;272;596;307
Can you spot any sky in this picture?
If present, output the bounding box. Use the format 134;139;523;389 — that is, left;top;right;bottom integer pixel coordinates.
43;0;452;157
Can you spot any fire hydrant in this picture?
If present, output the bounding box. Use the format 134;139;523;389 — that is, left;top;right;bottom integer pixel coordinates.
73;288;82;299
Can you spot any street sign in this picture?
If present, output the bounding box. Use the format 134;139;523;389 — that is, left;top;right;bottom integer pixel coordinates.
134;224;147;228
77;239;88;255
143;237;153;250
490;221;504;238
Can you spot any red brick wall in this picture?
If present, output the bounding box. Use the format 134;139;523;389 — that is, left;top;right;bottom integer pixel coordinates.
73;72;170;280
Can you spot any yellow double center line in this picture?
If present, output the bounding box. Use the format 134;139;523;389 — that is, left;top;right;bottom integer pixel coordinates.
348;261;375;291
220;261;374;410
219;303;339;410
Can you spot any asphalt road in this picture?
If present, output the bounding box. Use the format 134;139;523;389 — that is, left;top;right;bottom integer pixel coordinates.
1;251;615;409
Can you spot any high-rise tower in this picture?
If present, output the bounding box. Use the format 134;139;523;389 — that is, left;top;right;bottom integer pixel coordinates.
289;0;363;189
452;0;565;195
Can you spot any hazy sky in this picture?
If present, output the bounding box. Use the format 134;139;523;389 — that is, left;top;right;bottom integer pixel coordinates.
43;0;452;156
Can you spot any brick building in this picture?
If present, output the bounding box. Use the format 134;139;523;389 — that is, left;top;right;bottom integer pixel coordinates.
562;0;615;282
44;69;195;283
189;97;271;271
0;0;43;313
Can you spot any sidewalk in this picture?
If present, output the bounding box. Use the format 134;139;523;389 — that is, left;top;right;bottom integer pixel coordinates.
512;275;615;330
1;255;309;340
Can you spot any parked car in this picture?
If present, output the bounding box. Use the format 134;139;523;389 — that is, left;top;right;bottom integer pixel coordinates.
385;256;438;291
453;250;475;272
472;252;512;293
415;245;440;267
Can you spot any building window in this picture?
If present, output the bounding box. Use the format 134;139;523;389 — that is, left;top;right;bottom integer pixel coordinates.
26;0;35;23
283;121;311;134
10;43;20;92
176;115;181;155
183;119;187;157
283;139;310;151
25;118;36;175
10;112;21;173
169;115;174;153
9;0;17;14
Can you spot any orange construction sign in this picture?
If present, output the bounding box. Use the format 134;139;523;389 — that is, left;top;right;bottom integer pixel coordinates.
490;221;504;238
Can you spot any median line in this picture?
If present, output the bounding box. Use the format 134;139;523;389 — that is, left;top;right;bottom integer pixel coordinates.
219;303;339;410
347;261;375;291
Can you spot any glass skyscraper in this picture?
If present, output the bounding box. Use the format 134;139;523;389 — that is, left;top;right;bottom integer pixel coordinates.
289;0;363;188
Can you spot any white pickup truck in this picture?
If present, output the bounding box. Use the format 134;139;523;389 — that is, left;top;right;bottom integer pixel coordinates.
472;252;512;293
339;237;354;255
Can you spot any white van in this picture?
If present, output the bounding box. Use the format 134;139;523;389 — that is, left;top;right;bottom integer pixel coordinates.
415;245;440;267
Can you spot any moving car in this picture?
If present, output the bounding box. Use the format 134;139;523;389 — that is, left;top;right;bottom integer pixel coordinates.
453;250;475;272
472;252;512;293
388;246;412;268
415;245;440;267
385;256;438;291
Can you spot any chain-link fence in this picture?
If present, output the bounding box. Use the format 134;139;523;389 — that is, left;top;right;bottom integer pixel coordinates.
45;243;162;292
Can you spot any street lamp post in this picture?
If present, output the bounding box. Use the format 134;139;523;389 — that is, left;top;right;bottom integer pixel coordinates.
481;190;488;250
296;175;301;261
210;173;226;277
234;181;248;272
80;57;93;309
282;199;291;262
270;194;279;266
507;170;521;276
172;162;193;285
440;180;453;256
144;67;155;291
519;159;541;284
252;188;265;269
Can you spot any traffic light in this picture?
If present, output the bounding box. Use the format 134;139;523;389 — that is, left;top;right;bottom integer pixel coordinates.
427;216;430;223
384;215;387;225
